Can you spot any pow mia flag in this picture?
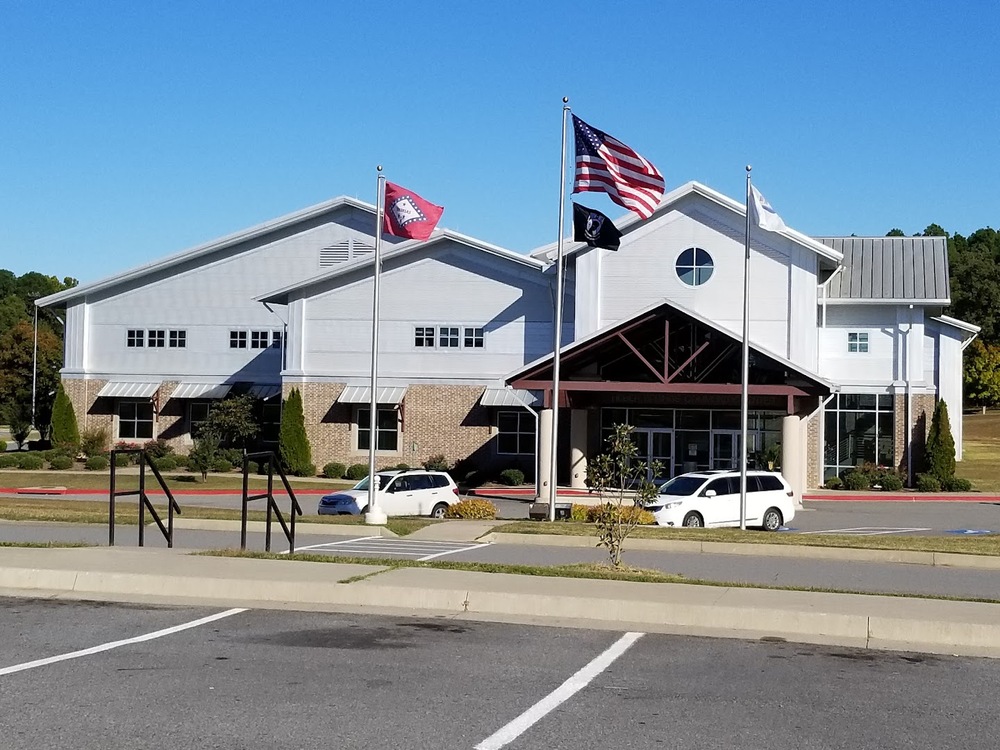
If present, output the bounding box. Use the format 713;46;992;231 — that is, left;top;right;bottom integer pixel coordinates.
572;202;622;251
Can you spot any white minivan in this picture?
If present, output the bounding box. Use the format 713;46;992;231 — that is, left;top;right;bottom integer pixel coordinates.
646;470;796;531
317;470;459;518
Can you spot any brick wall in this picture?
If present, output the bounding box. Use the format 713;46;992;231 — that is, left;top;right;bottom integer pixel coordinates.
895;392;936;479
62;377;112;449
805;408;821;487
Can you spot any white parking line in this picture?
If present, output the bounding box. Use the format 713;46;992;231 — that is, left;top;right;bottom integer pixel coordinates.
282;536;380;554
799;527;932;536
0;608;247;677
474;632;644;750
417;542;490;562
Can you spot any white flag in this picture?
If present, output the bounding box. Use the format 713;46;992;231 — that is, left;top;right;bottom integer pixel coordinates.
750;184;787;233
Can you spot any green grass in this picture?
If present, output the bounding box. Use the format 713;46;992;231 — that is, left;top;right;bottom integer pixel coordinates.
0;469;353;492
493;520;1000;556
957;411;1000;492
0;541;94;548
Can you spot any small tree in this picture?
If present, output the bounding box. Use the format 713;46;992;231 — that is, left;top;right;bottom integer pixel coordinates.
925;399;956;482
964;339;1000;414
50;383;80;452
187;430;220;482
278;388;312;475
3;401;32;450
586;423;662;568
201;393;259;449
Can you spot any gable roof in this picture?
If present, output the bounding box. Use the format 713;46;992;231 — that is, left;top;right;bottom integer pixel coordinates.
36;196;376;307
256;228;546;305
817;236;950;304
529;181;844;265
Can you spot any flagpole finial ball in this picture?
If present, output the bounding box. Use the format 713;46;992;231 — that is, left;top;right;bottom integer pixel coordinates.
746;165;752;173
377;165;383;172
563;96;569;103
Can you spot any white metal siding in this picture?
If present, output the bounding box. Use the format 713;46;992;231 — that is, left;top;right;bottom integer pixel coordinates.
932;322;964;459
818;306;899;384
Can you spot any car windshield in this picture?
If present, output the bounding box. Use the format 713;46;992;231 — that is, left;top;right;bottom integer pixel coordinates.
351;473;396;491
658;475;707;496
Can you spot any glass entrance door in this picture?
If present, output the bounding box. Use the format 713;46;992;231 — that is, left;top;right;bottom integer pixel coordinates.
631;429;673;482
711;431;742;470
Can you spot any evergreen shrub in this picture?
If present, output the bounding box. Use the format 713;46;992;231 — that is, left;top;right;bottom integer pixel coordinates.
278;388;312;476
323;462;346;479
85;455;109;471
915;473;942;493
17;454;44;470
345;463;368;481
50;383;80;452
48;455;74;470
443;498;498;519
498;468;525;486
925;399;956;482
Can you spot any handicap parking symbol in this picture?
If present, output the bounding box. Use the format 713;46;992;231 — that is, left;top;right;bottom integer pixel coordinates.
946;529;994;536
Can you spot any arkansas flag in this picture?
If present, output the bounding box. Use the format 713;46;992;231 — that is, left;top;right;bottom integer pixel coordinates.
383;182;444;240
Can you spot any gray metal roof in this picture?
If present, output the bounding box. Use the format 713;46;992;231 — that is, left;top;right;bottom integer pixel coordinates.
817;237;950;302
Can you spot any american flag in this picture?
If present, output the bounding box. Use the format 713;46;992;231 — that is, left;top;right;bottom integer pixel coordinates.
572;115;664;220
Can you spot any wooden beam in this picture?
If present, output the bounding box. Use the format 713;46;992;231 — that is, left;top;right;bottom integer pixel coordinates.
513;380;812;397
666;340;710;383
617;332;665;383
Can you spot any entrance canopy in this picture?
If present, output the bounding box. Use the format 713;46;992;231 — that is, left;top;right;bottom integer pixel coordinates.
507;300;834;412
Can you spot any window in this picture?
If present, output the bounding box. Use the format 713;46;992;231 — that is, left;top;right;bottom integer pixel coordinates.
230;330;247;349
127;329;144;348
148;329;165;348
464;327;484;348
271;330;283;348
703;477;735;496
675;247;714;286
189;402;212;439
119;401;154;440
169;330;186;348
497;411;535;455
260;401;281;444
251;330;269;349
357;407;399;452
848;332;869;353
823;393;895;480
414;326;435;348
438;327;459;348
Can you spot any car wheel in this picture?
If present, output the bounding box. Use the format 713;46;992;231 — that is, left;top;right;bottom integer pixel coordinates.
762;507;783;532
430;503;448;519
682;512;703;528
360;505;369;515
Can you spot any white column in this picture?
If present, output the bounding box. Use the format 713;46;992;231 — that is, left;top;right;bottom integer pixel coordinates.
569;409;588;490
537;408;554;502
781;414;804;508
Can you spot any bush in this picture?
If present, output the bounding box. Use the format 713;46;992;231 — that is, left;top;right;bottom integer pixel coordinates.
498;468;525;486
278;388;312;476
114;452;131;467
841;469;872;491
345;463;369;481
323;462;346;479
443;498;498;519
211;458;233;473
590;503;656;526
876;471;904;492
824;476;843;490
943;476;973;492
143;439;174;459
85;455;109;471
291;463;317;478
80;427;110;457
915;473;942;493
152;455;178;472
422;454;450;472
394;463;411;471
570;503;591;522
50;383;80;453
48;455;74;470
925;399;956;482
17;454;45;470
219;448;244;468
0;454;21;468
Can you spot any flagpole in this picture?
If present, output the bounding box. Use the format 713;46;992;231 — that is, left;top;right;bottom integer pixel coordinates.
740;165;752;531
366;166;388;526
547;97;570;522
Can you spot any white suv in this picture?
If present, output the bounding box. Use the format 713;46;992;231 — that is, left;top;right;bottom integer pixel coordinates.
645;470;796;531
317;469;459;518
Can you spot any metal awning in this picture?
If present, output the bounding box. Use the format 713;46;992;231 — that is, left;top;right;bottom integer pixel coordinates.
170;382;232;400
247;384;282;400
338;386;408;404
480;387;541;409
97;381;161;399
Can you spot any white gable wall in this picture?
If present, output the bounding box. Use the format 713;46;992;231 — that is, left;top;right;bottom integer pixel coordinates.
929;320;966;459
818;306;900;384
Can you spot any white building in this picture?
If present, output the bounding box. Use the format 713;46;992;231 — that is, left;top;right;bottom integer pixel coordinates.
38;182;977;494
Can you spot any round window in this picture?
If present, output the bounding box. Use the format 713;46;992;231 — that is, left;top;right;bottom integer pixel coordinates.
676;247;714;286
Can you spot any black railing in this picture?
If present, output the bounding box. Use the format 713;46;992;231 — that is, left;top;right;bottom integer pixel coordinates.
109;450;182;547
241;452;302;553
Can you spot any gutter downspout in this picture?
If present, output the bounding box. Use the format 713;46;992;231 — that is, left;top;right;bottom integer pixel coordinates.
506;385;541;499
906;305;914;486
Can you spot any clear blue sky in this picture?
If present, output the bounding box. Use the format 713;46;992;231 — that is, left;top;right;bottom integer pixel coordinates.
2;1;997;284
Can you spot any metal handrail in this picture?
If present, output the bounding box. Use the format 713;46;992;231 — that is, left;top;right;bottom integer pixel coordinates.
241;451;302;553
109;449;182;547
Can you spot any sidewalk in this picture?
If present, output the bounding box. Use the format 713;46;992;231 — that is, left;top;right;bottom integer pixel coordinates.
1;545;999;658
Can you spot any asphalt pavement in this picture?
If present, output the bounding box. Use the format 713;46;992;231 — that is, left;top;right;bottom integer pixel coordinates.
2;599;999;750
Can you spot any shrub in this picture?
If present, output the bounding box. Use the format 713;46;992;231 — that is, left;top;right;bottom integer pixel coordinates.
925;399;957;482
48;455;74;470
394;463;411;471
211;458;233;473
443;498;498;519
498;468;525;486
278;388;312;476
0;454;21;468
591;503;657;526
841;469;872;491
570;503;591;522
80;427;110;457
143;439;174;459
114;452;131;467
219;448;244;468
17;454;45;470
50;383;80;453
291;463;317;477
944;476;973;492
323;462;346;479
824;476;843;490
915;473;942;493
345;463;369;481
153;455;178;472
876;471;904;492
85;455;109;471
422;454;450;471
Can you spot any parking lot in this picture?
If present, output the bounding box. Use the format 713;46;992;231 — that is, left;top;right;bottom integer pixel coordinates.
2;598;1000;749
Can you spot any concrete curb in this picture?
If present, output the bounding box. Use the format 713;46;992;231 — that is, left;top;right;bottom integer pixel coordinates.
480;532;1000;570
2;547;999;658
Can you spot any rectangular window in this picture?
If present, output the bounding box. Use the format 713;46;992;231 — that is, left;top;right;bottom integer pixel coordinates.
823;392;895;480
497;410;535;455
119;401;154;440
357;407;399;452
230;330;247;349
847;332;869;353
414;326;435;348
438;326;459;348
148;329;165;348
271;330;283;348
189;401;212;439
169;330;186;348
127;329;144;348
251;330;269;349
464;327;484;348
